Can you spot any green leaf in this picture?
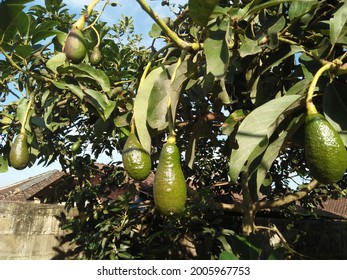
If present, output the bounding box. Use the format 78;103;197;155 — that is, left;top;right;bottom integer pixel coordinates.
84;89;116;121
188;0;219;27
147;69;170;131
222;109;247;136
229;95;303;182
47;53;67;74
238;37;262;58
329;2;347;46
323;82;347;146
0;156;8;173
147;58;189;131
249;114;304;195
17;98;33;132
59;64;110;93
148;23;162;38
134;67;166;153
288;0;316;21
204;18;230;78
0;1;32;36
219;251;238;260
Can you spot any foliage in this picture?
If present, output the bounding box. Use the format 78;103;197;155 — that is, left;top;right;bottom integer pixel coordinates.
1;0;347;259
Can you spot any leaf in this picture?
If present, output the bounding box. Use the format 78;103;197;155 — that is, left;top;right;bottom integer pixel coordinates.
238;37;262;58
204;18;230;78
0;0;32;36
249;114;304;195
84;89;116;121
147;58;189;131
222;109;247;136
229;95;303;182
134;67;166;153
0;156;8;173
329;2;347;46
188;0;219;27
148;23;162;38
219;251;238;260
58;63;110;92
288;0;316;21
17;98;33;132
323;81;347;146
46;52;66;73
147;69;171;130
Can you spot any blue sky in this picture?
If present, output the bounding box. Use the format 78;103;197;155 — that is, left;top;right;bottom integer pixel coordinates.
1;0;187;188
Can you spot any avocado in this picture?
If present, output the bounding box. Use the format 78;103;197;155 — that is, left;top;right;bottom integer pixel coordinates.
63;27;87;64
305;112;347;184
9;131;30;170
71;139;81;153
90;46;102;65
122;132;151;180
153;141;187;215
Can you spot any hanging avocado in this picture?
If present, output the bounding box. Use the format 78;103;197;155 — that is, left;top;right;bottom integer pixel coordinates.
90;45;102;65
63;27;87;64
122;132;151;181
9;131;30;170
153;138;187;215
305;111;347;184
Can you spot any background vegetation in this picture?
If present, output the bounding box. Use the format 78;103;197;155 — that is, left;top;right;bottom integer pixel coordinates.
1;0;347;259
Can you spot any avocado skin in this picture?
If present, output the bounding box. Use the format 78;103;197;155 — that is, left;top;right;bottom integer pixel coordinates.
305;113;347;184
153;142;187;215
64;27;87;64
122;132;151;181
9;132;30;170
90;46;102;65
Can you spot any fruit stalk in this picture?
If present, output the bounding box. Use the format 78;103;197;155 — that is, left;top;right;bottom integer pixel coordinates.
20;99;33;134
305;62;332;113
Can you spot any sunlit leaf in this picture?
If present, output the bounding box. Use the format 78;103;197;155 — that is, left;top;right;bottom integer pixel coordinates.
134;67;166;153
229;95;303;182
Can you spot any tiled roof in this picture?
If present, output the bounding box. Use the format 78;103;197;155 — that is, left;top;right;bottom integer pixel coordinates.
0;170;66;202
319;198;347;219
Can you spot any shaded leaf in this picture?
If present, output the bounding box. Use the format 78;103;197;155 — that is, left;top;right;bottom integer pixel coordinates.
204;18;230;78
188;0;219;27
229;95;303;182
323;81;347;146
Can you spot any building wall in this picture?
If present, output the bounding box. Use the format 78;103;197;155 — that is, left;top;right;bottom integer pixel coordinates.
0;201;75;260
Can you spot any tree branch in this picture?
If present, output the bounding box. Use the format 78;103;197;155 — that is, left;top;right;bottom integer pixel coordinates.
257;179;320;209
135;0;200;51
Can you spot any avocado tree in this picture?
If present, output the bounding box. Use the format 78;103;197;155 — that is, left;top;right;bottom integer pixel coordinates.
1;0;347;259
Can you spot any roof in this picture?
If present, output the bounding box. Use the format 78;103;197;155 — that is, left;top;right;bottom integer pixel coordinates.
0;170;66;202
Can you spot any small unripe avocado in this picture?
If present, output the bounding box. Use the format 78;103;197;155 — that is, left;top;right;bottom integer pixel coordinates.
9;131;30;170
90;46;102;65
63;27;87;64
122;132;151;181
153;141;187;215
71;139;81;153
305;112;347;184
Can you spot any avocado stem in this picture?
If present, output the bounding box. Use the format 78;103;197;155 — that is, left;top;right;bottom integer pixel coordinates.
20;99;33;135
305;62;332;111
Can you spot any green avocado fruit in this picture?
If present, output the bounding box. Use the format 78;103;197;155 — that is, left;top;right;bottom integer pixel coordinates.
90;46;102;65
71;139;81;153
122;132;151;181
153;141;187;215
9;131;30;170
63;27;87;64
305;112;347;184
